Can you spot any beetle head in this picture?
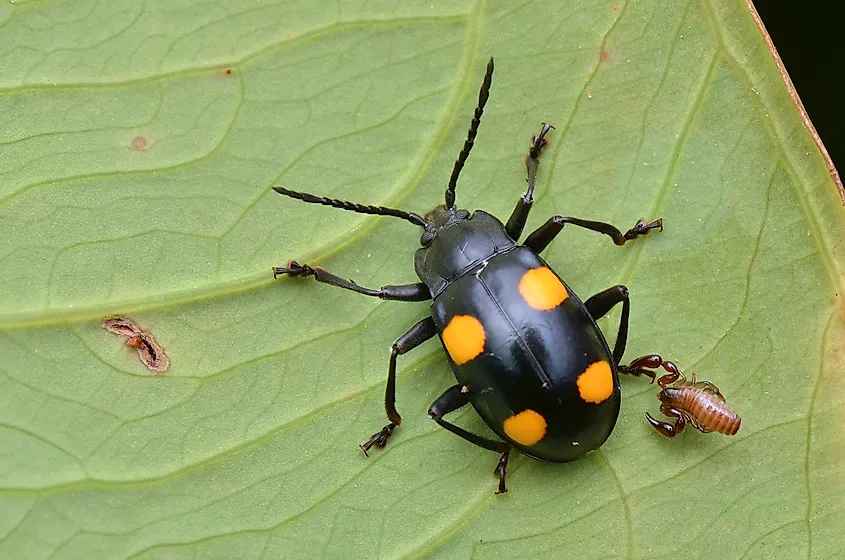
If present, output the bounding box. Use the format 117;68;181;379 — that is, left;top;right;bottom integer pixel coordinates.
419;204;470;246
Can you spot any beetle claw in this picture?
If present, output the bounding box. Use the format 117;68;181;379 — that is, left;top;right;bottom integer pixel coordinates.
360;422;397;456
272;260;316;279
623;218;663;240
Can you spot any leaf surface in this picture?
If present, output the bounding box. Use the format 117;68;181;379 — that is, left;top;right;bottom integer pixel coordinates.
2;0;844;558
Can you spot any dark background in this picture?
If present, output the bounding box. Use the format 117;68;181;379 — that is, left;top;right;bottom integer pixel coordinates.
756;5;843;176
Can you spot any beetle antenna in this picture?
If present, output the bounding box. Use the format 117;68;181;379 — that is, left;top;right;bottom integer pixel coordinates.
273;187;428;228
445;57;494;209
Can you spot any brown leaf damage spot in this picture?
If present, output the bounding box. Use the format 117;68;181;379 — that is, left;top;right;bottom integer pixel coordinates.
101;316;137;337
130;135;150;151
103;316;170;372
125;334;169;372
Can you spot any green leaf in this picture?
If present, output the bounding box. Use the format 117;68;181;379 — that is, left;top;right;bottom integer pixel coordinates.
2;0;844;558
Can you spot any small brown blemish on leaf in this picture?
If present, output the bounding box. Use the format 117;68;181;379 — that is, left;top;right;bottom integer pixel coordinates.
600;48;616;63
130;135;150;151
285;33;292;39
103;316;170;373
225;68;232;75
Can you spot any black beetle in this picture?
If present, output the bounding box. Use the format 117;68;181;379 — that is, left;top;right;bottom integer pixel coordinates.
272;58;678;493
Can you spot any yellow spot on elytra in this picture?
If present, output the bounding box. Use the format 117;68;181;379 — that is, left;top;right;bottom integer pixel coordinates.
519;267;568;310
577;361;614;404
503;409;547;446
442;315;485;365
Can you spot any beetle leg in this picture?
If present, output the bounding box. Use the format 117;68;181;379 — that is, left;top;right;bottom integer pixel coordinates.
646;404;686;438
493;449;511;495
360;318;438;455
428;384;513;494
506;122;554;240
584;285;631;367
273;261;431;301
523;215;663;254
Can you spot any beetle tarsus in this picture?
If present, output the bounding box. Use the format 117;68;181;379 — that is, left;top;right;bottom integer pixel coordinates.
527;122;554;161
508;122;555;239
623;218;663;241
494;450;511;494
360;422;397;456
272;260;315;279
